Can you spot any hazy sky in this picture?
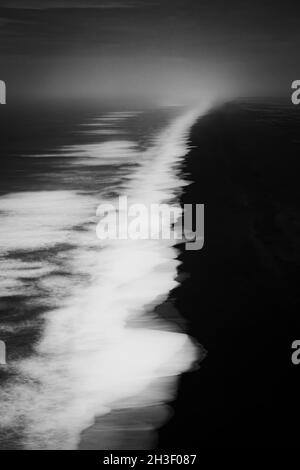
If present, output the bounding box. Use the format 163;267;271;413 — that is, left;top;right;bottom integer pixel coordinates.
1;0;299;104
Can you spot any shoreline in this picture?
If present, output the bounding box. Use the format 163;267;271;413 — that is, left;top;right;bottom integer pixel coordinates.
77;108;204;450
78;98;299;449
158;99;299;448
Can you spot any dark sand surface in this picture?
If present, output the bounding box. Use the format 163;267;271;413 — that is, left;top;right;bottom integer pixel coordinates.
158;99;300;448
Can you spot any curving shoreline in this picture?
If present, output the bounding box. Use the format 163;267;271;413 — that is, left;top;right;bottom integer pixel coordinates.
158;98;300;448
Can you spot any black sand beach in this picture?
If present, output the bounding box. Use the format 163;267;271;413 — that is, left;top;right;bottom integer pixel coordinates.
158;99;300;448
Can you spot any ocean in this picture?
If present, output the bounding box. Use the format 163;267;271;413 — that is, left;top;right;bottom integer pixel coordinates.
0;102;206;449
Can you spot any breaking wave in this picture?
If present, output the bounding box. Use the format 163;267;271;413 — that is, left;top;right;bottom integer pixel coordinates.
0;107;205;449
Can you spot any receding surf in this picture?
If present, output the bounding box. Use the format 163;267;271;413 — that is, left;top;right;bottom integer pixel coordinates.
0;106;207;450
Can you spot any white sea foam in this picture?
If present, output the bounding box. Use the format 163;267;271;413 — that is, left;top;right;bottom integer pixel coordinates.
78;111;141;135
0;106;206;449
0;191;97;298
0;191;96;252
25;141;137;163
64;140;139;165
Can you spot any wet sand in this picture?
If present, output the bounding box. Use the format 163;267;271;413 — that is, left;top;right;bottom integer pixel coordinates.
158;99;300;448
